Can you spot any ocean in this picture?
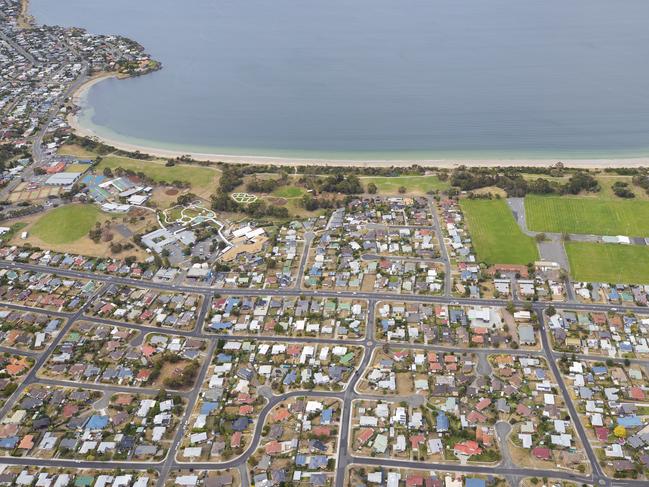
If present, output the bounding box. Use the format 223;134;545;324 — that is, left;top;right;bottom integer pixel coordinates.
31;0;649;160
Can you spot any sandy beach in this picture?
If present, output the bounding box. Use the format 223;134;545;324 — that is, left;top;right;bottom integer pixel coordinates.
67;77;649;169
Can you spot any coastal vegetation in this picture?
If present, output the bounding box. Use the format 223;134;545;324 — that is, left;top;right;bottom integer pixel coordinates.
566;242;649;284
211;166;290;219
62;133;156;160
246;172;290;193
450;165;600;197
525;195;649;236
30;204;103;244
460;198;539;265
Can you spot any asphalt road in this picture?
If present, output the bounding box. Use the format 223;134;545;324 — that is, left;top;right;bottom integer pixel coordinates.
0;260;648;486
4;260;649;317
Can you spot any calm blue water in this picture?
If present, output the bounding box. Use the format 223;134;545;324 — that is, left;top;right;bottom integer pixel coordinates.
31;0;649;159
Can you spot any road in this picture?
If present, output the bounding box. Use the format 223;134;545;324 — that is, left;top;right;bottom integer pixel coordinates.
5;260;649;317
429;196;453;297
32;64;89;164
0;259;647;485
538;311;607;485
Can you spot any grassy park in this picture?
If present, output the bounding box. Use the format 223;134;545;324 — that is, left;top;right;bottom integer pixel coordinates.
361;175;449;194
56;144;100;159
96;156;220;193
272;186;306;198
566;242;649;284
525;195;649;236
460;198;539;265
30;204;103;244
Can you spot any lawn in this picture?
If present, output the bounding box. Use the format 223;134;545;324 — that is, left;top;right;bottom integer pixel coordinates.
272;186;305;198
460;198;539;265
566;241;649;284
96;156;220;193
56;144;99;159
525;195;649;236
30;204;102;244
64;163;91;173
361;175;449;194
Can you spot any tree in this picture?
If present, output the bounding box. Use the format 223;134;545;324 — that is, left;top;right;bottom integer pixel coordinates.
398;186;407;194
563;172;599;195
613;425;627;438
367;182;377;194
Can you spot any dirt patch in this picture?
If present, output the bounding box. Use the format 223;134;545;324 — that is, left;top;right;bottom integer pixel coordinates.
266;197;287;206
396;372;415;394
9;183;62;203
361;274;376;292
155;359;194;389
165;188;179;196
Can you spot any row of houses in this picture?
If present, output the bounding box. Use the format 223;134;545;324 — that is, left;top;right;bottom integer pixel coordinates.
0;385;183;461
376;302;538;348
87;284;201;330
44;322;205;388
207;295;366;339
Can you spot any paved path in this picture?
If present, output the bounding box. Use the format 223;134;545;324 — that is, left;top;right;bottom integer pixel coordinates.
507;198;571;271
429;196;453;297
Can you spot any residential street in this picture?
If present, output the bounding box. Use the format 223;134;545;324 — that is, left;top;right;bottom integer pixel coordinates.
0;257;646;487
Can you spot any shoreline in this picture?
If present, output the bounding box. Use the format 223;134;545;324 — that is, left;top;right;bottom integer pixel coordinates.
67;78;649;169
18;0;34;29
69;72;121;109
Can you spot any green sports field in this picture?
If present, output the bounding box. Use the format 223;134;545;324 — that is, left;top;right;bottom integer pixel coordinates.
566;241;649;284
31;204;102;244
525;195;649;236
361;175;449;194
460;199;539;265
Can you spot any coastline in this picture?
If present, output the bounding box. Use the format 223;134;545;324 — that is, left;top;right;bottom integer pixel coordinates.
69;72;120;110
18;0;34;28
67;78;649;169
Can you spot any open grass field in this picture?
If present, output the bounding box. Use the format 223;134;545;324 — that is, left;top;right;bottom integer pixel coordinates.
595;175;649;201
361;175;449;194
30;204;102;244
525;195;649;236
96;156;220;194
272;186;305;198
460;198;539;265
566;241;649;284
64;163;91;173
56;144;99;159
